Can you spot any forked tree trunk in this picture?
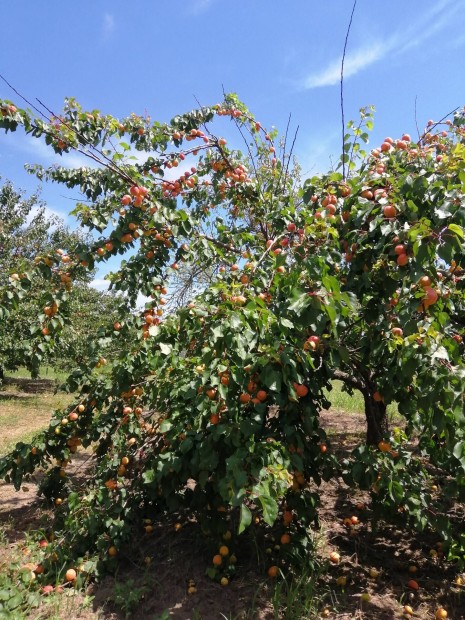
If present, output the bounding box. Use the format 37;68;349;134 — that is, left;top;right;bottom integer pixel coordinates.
363;392;388;446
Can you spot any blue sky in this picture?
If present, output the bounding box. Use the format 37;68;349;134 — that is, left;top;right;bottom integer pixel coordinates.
1;0;464;287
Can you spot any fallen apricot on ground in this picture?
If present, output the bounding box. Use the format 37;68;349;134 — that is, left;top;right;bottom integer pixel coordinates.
406;579;419;590
65;568;77;582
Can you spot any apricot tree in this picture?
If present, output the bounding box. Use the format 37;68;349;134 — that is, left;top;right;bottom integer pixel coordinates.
0;179;121;378
1;94;465;581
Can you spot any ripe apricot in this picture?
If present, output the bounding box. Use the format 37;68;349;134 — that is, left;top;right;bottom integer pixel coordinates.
418;275;431;288
239;393;252;404
383;205;397;218
406;579;419;590
360;189;374;200
293;383;309;398
424;287;438;307
212;554;222;566
247;381;257;394
65;568;77;582
219;545;229;557
280;533;291;545
267;565;279;578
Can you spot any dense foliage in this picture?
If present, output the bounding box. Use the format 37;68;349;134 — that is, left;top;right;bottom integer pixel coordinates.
1;95;465;582
0;179;122;378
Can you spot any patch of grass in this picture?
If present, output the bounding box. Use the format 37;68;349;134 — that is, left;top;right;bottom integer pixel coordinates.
6;366;70;383
324;380;400;420
110;578;150;619
0;388;72;456
268;567;327;620
223;563;327;620
324;381;365;414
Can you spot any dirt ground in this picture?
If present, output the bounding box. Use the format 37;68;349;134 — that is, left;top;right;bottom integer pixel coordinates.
1;390;465;619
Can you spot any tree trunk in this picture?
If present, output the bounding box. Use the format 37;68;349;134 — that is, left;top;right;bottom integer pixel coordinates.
331;370;389;446
364;392;388;446
0;365;3;384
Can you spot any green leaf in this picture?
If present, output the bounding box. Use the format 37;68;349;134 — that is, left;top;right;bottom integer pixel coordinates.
258;495;278;526
238;503;252;534
448;223;464;239
261;367;282;392
288;293;311;315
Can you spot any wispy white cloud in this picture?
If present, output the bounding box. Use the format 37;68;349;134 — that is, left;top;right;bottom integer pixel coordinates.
303;43;385;89
101;13;115;42
8;133;96;170
25;204;68;226
302;0;463;89
396;0;464;54
187;0;216;15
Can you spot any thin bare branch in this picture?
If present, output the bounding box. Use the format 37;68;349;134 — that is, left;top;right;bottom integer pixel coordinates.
340;0;358;181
